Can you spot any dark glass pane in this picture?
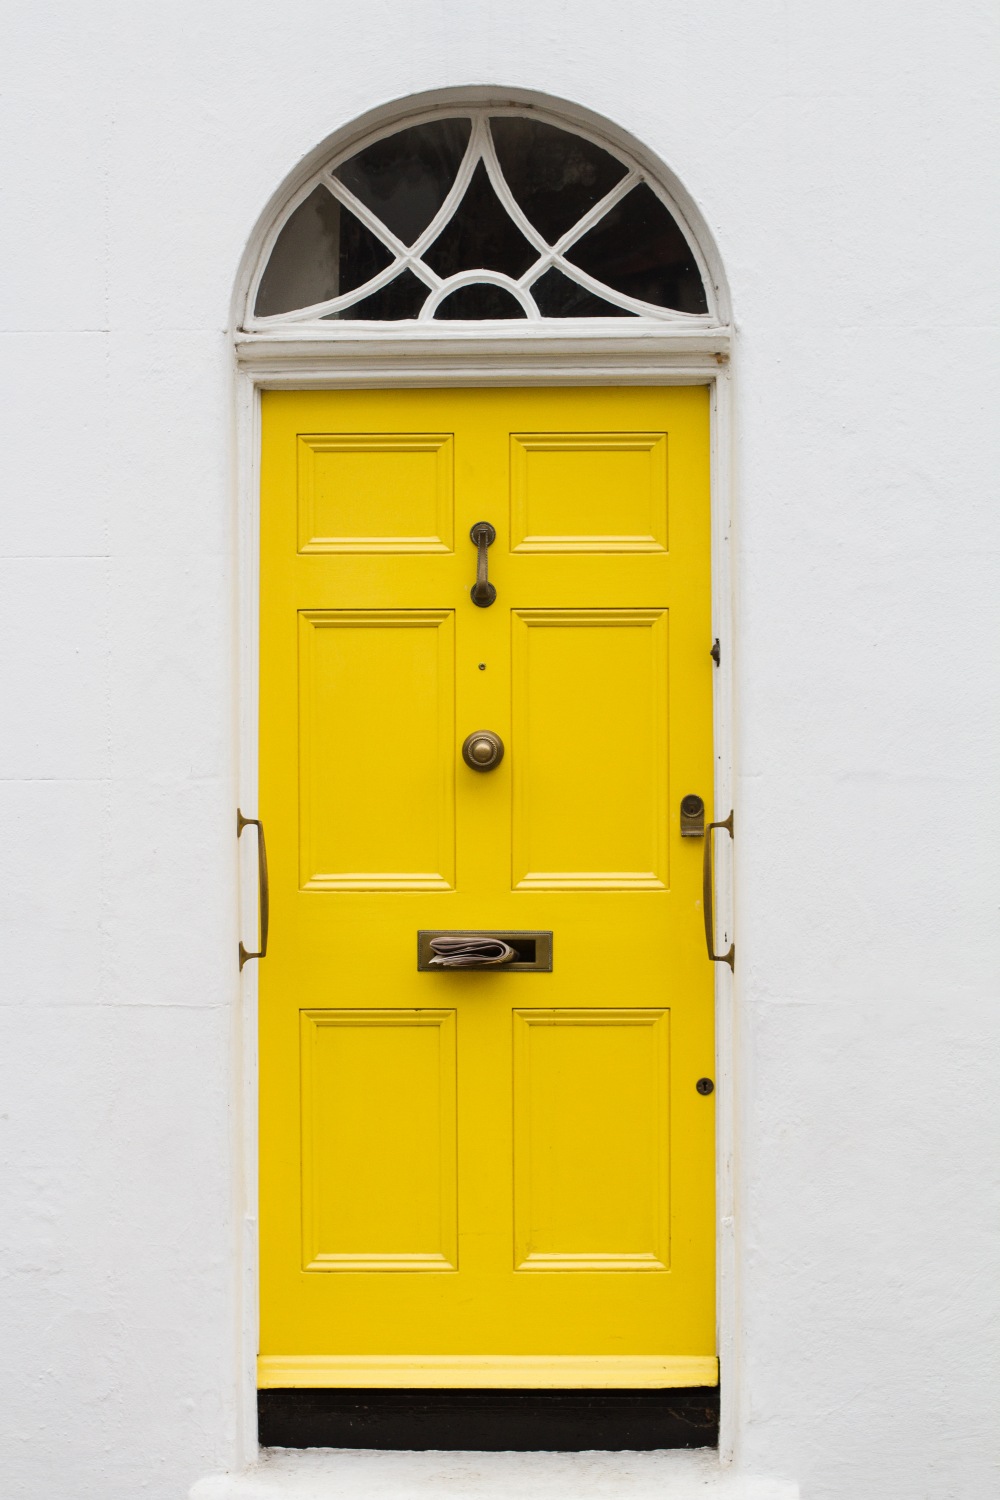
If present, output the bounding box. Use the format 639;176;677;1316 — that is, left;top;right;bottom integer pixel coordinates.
422;162;538;281
255;187;393;315
337;208;395;295
255;187;341;315
434;283;528;320
324;268;429;321
335;119;471;246
531;266;636;318
566;184;708;313
490;117;627;245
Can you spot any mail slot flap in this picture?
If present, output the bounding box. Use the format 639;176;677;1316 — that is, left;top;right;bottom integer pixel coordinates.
418;930;553;972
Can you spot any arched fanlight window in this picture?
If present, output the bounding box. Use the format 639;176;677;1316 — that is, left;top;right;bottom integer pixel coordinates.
247;110;712;326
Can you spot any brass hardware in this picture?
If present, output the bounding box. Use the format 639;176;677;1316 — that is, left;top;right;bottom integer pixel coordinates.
703;810;734;970
462;730;504;771
680;793;705;837
418;930;553;972
470;521;497;607
237;809;269;970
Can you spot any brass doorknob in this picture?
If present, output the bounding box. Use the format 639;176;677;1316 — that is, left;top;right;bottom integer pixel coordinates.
462;731;504;771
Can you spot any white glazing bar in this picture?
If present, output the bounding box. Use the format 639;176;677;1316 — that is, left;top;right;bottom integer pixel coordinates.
420;270;539;320
544;258;697;321
547;171;638;258
402;117;486;262
479;122;553;258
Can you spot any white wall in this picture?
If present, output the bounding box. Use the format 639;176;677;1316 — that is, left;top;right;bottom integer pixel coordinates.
2;3;998;1497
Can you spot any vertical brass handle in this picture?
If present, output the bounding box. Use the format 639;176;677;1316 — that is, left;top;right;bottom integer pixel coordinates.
470;521;497;607
703;811;734;970
238;810;269;970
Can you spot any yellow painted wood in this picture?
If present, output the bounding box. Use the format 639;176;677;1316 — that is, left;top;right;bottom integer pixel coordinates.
512;1009;671;1272
298;609;455;889
510;432;668;552
257;1355;719;1389
259;387;714;1385
297;433;454;553
300;1010;457;1272
511;609;669;888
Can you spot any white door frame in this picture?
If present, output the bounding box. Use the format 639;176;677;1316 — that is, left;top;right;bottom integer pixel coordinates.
233;324;737;1467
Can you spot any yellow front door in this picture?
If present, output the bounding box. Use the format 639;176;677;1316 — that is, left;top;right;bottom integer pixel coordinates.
258;386;716;1390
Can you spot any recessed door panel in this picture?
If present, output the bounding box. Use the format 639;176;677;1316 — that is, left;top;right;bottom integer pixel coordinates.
301;1010;458;1271
298;609;455;889
513;1009;670;1271
510;432;667;552
297;433;454;553
511;609;669;889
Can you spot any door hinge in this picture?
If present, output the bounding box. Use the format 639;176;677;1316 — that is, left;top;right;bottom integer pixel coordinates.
710;639;721;666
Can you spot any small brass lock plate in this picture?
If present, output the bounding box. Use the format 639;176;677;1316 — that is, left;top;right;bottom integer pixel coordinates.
680;794;705;837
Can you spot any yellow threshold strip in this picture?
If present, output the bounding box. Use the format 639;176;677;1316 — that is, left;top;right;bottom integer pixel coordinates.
258;1355;719;1389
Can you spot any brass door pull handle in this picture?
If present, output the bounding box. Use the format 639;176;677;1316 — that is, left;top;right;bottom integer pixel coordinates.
703;811;734;970
238;810;269;970
470;521;497;607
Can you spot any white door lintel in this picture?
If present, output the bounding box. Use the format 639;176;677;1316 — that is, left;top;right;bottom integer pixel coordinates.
236;325;732;388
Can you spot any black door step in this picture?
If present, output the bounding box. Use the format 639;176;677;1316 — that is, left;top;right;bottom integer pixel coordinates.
258;1386;719;1452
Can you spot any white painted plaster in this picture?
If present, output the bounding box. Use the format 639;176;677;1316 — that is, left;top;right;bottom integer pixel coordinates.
2;3;998;1500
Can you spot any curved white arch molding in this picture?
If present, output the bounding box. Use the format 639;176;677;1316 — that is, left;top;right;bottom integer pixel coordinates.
235;90;730;334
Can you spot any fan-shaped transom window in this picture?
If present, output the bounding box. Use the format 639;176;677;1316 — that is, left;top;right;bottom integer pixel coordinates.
248;110;711;327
